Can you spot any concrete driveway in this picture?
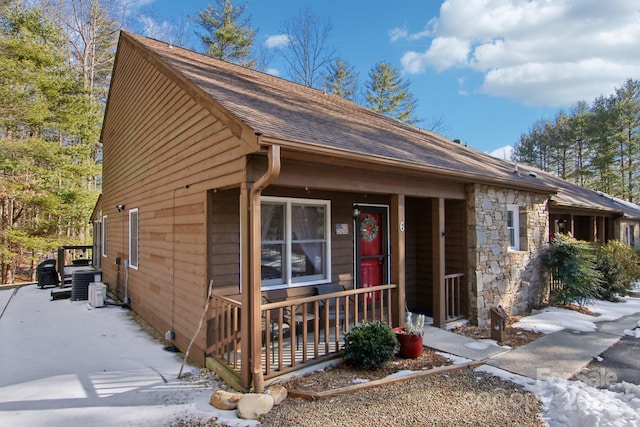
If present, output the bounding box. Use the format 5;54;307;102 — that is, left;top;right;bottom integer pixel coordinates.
0;284;253;427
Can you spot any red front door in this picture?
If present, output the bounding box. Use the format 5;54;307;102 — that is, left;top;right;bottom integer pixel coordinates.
356;207;387;301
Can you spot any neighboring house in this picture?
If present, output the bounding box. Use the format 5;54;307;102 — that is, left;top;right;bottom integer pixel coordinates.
98;31;558;391
525;168;640;248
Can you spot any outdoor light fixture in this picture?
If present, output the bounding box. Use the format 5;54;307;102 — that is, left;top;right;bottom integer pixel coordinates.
116;204;125;212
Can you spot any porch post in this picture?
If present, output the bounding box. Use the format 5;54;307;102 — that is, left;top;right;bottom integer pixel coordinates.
239;183;251;389
432;197;446;327
248;144;280;393
596;216;605;243
390;194;405;327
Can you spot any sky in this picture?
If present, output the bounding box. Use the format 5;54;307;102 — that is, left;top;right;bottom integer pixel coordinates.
128;0;640;158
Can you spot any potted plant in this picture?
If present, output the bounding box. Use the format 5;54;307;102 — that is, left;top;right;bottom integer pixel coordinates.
392;310;425;358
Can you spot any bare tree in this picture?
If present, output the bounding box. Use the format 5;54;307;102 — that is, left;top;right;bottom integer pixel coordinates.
41;0;119;102
278;7;334;88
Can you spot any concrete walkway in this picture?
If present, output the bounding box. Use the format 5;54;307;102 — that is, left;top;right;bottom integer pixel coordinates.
423;313;640;381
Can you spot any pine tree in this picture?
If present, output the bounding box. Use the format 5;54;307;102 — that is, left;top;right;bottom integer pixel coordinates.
322;58;359;101
0;4;99;284
193;0;256;68
365;61;421;125
610;79;640;202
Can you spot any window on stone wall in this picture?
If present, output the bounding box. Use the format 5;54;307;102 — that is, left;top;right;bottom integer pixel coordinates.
507;205;521;251
519;210;529;251
625;225;635;247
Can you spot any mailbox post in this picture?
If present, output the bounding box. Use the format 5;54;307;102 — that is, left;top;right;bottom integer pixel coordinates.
490;306;508;343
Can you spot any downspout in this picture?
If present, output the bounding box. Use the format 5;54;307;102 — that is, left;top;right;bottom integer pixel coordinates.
248;141;281;392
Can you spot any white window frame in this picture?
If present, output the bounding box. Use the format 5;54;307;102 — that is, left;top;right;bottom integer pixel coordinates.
625;225;635;247
129;208;139;270
261;196;331;289
101;215;108;257
507;204;520;251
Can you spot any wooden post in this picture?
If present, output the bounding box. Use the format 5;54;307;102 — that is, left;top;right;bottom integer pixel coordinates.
390;194;405;327
432;198;446;327
248;145;280;392
239;183;251;389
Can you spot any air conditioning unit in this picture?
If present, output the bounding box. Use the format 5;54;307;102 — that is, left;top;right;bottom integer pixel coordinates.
89;282;106;308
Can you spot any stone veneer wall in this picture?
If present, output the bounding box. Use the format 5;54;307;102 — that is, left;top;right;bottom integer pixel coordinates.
466;184;549;326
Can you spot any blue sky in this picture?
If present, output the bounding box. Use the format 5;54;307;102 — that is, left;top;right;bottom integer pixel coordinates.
130;0;640;157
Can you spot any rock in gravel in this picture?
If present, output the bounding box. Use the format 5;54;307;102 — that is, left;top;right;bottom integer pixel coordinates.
266;385;288;405
237;393;274;420
210;390;242;410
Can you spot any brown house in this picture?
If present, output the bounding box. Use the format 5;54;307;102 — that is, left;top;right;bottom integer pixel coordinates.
98;31;559;391
525;167;640;246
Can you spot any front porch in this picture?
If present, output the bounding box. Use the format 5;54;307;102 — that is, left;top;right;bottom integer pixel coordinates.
205;277;465;391
206;285;395;390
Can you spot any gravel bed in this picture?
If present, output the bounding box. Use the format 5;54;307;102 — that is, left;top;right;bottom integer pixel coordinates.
260;368;544;426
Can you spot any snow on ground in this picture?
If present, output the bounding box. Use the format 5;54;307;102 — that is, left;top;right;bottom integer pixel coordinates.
483;295;640;426
0;285;256;427
477;365;640;427
513;296;640;334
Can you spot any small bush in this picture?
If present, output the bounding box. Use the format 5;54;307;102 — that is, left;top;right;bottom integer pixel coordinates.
543;233;601;306
596;240;640;301
342;321;398;370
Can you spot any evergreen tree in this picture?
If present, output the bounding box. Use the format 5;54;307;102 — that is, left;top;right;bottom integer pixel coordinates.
610;79;640;202
569;101;592;186
512;78;640;203
0;4;99;284
322;58;359;101
365;61;421;125
193;0;256;68
589;95;619;194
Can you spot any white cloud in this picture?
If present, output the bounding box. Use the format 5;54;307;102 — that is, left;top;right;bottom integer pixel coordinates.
265;68;281;77
263;34;289;49
401;37;469;73
389;23;434;42
489;145;513;160
398;0;640;106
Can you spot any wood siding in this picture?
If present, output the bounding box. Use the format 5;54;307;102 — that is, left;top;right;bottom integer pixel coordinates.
406;198;434;315
208;188;241;295
101;40;254;364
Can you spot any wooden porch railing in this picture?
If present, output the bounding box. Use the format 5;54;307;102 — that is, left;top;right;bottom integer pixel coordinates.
206;294;242;376
207;284;396;385
444;273;465;321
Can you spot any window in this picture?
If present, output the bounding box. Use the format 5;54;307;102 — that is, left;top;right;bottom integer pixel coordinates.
261;197;331;288
101;215;108;257
507;205;520;251
129;209;138;269
625;225;636;247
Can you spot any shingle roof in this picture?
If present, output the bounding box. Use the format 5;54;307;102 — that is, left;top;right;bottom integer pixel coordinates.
518;164;640;219
121;31;553;192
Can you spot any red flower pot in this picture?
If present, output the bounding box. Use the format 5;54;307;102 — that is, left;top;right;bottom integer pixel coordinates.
392;327;423;359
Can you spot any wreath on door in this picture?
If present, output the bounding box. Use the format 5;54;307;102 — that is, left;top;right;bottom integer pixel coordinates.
360;214;379;242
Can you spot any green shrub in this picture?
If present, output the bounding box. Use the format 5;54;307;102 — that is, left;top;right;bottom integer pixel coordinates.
543;234;601;306
342;321;398;370
596;240;640;301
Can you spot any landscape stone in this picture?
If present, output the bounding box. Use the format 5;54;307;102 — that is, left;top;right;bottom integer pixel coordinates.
237;393;274;420
210;389;242;410
266;385;288;405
